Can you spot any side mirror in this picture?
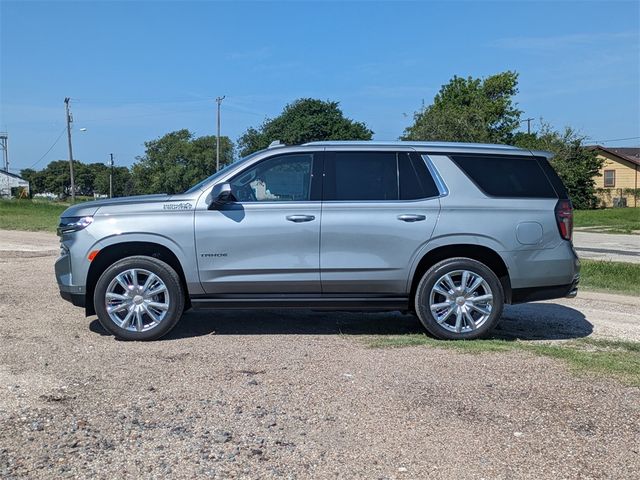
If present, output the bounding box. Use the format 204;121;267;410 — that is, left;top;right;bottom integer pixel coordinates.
209;182;234;209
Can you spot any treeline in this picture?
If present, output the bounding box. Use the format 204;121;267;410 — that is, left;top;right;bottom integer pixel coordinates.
21;132;235;199
21;161;134;198
22;71;603;209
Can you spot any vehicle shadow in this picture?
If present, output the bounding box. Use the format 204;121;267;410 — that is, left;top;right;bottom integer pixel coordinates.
493;303;593;340
89;302;593;341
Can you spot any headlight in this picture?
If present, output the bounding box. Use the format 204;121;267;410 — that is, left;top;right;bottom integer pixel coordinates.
57;216;94;235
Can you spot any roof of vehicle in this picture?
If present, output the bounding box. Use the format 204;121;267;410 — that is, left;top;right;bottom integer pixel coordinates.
298;140;539;156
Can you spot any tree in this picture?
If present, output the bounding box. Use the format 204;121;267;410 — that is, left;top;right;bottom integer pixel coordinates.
22;161;133;198
75;162;105;196
94;165;134;197
237;98;373;156
39;160;74;197
131;129;234;195
20;168;46;195
402;71;522;144
512;123;603;209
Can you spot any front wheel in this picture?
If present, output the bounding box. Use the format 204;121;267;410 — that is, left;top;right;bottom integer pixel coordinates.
414;257;504;340
94;256;185;341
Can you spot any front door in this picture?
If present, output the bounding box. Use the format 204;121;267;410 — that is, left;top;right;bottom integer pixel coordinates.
195;152;322;294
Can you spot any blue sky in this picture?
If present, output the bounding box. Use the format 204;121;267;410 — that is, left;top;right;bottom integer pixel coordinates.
1;0;639;173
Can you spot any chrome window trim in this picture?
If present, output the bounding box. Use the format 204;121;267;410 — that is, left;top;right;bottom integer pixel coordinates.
420;153;449;198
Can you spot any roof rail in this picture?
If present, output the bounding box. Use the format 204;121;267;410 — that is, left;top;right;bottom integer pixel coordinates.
301;140;521;150
268;140;285;149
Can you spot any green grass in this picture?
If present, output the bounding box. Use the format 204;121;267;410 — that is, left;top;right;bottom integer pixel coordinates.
579;259;640;296
574;208;640;234
365;335;640;386
0;199;68;232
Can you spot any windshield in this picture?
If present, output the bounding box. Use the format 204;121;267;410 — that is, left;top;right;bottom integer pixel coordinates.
183;150;266;194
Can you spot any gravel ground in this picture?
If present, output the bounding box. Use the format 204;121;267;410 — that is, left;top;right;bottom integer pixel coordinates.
1;232;639;479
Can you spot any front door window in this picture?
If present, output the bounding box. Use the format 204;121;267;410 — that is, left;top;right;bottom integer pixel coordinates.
229;154;313;202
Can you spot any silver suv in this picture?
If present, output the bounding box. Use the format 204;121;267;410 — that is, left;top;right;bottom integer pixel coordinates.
56;141;580;341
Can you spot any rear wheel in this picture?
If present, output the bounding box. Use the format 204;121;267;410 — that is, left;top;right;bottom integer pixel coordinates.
94;256;185;341
414;257;504;340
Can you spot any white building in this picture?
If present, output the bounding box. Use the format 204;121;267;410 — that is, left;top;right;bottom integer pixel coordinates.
0;170;30;198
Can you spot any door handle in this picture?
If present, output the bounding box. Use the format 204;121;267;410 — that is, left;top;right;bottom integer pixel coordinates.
286;215;316;223
397;214;426;222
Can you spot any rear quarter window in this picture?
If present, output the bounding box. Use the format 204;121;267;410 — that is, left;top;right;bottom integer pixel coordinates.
536;156;569;199
399;153;440;200
450;155;557;198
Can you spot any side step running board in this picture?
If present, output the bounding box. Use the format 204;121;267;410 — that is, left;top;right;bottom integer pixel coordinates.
190;297;409;310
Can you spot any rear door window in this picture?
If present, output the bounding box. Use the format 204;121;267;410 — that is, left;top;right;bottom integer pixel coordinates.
323;152;398;201
323;151;440;201
450;155;557;198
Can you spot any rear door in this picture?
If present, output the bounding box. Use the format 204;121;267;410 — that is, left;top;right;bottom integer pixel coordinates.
319;150;441;295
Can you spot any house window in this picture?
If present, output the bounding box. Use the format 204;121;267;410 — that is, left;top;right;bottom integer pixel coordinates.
603;170;615;187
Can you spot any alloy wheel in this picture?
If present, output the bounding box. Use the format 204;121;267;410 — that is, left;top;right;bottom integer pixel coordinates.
105;268;170;332
428;269;494;334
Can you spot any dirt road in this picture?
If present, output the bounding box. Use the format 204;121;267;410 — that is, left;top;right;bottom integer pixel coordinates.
0;231;639;479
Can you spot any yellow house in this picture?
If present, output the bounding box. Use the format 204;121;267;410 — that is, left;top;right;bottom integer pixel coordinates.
589;146;639;208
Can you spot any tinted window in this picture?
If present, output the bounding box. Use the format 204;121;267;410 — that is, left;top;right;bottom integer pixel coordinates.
451;155;557;198
230;153;313;202
399;153;440;199
536;156;569;199
324;152;398;201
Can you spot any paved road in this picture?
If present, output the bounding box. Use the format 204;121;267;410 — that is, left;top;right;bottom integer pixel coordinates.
573;231;640;263
0;230;59;257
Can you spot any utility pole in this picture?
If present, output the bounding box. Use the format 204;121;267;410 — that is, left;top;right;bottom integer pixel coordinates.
109;153;114;198
215;96;225;171
64;97;76;202
0;132;8;172
0;132;7;198
523;117;534;135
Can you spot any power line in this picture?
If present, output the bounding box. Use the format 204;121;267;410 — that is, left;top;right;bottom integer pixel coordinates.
79;104;212;124
591;136;640;144
28;126;67;169
72;96;214;105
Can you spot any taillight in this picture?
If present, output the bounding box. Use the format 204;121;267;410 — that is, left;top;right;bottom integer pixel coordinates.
555;199;573;241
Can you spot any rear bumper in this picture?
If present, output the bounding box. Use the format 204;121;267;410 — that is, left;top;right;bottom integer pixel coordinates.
511;274;580;304
504;241;580;290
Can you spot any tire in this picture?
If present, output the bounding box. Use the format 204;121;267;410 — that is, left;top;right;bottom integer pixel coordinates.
94;256;185;341
414;257;504;340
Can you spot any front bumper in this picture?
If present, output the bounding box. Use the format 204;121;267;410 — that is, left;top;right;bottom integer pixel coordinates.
60;290;86;308
55;246;86;308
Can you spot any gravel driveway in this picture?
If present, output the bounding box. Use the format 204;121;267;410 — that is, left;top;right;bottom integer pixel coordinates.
1;231;639;479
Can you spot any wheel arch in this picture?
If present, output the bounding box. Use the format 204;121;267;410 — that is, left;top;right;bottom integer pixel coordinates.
85;241;190;316
409;244;512;306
